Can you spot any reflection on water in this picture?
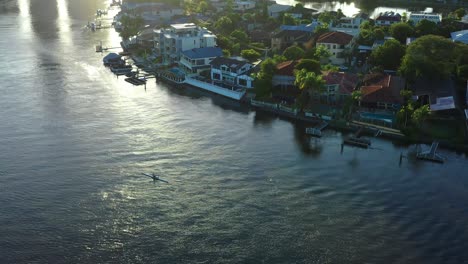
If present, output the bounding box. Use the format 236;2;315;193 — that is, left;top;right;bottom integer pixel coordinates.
1;0;468;263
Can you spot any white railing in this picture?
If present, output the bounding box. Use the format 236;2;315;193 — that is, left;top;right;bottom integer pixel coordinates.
250;99;278;109
278;104;298;115
185;77;245;100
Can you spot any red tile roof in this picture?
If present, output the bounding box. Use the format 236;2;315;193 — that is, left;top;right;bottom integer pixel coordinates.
275;60;298;76
317;31;353;45
322;71;359;95
360;74;405;104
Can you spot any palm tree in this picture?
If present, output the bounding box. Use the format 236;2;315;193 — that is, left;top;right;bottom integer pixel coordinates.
294;69;325;109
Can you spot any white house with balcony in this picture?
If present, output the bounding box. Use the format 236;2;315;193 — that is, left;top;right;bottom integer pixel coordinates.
179;47;223;75
316;31;354;65
409;12;442;24
154;23;217;65
210;57;254;89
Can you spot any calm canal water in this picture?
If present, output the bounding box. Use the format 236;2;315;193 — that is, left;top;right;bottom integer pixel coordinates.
1;0;468;263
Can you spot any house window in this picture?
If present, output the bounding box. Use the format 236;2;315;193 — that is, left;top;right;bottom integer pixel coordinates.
333;44;336;49
213;73;221;80
327;44;331;49
238;79;247;86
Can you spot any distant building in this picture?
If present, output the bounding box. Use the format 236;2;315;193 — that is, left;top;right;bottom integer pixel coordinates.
409;12;442;24
331;14;368;36
451;30;468;44
210;57;254;89
316;31;354;65
462;14;468;23
375;12;401;26
120;2;184;24
234;1;256;11
154;23;217;65
271;23;318;52
267;3;292;18
179;47;223;75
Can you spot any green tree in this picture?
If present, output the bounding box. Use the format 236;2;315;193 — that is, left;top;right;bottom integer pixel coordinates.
411;105;431;126
241;49;261;62
254;58;276;98
415;19;438;36
390;22;414;44
360;20;374;30
283;45;305;60
283;13;297;25
294;69;326;105
373;28;385;40
225;0;234;13
318;11;335;24
399;35;459;80
370;39;406;70
458;64;468;81
230;30;249;44
215;16;234;35
196;0;208;14
454;8;466;19
119;15;144;40
314;45;332;64
295;59;321;74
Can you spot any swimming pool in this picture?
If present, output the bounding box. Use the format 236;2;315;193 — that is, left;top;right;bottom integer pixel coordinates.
360;112;394;124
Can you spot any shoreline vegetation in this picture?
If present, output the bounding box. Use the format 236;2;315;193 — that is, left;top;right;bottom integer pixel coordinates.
112;0;468;154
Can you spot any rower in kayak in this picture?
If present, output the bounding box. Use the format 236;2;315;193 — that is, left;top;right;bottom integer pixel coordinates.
142;173;168;183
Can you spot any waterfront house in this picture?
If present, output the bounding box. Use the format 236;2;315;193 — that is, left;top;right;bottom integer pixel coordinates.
409;12;442;24
154;23;217;65
410;78;458;111
358;73;405;110
375;12;401;26
451;30;468;44
322;71;359;105
272;60;300;104
179;47;223;75
210;57;254;89
316;31;354;65
267;3;292;18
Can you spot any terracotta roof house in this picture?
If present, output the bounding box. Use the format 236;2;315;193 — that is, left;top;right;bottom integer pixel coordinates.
375;11;401;26
272;60;300;104
316;31;354;65
359;73;405;110
322;71;359;105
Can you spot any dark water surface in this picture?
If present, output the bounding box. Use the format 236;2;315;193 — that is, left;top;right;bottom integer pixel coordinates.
1;0;468;263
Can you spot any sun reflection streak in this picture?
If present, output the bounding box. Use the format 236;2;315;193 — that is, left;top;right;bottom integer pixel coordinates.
56;0;72;46
18;0;32;36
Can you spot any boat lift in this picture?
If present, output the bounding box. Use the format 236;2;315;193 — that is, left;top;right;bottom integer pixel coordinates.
416;141;445;163
305;121;328;137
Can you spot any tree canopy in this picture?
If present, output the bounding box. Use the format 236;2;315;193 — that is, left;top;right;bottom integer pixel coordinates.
390;22;414;44
399;35;460;80
370;39;406;70
295;59;321;74
241;49;261;62
283;46;305;61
